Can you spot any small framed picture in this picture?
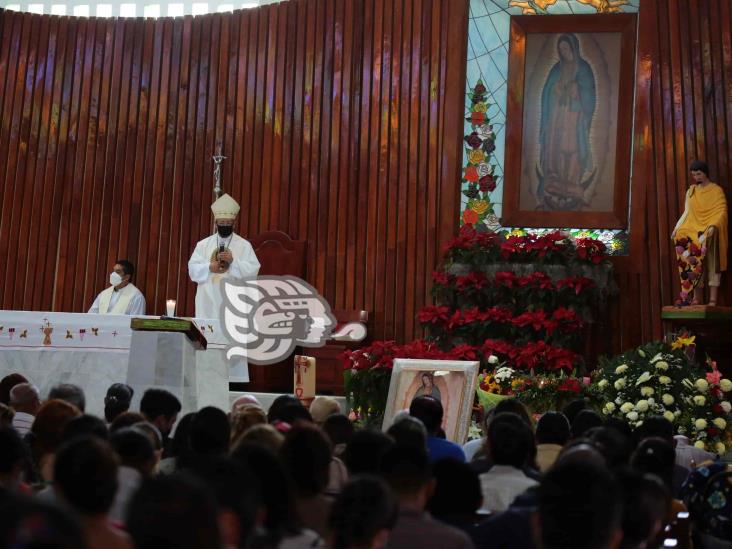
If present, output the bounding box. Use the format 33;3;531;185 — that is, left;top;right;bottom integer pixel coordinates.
382;359;479;444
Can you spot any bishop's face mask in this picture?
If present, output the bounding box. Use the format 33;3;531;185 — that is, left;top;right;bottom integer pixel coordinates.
110;272;123;286
217;224;234;237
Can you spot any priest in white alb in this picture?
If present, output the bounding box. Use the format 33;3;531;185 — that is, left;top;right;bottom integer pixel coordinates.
188;193;261;320
88;260;146;315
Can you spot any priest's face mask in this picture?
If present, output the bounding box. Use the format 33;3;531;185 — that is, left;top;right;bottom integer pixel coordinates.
216;218;235;238
111;263;130;287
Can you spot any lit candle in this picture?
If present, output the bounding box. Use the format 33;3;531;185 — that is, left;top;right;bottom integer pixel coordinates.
166;299;176;317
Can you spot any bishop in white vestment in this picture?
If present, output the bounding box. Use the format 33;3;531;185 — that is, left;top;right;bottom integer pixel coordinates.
88;260;146;315
188;193;261;320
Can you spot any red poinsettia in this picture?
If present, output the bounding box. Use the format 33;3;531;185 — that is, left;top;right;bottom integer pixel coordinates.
481;338;515;358
417;306;451;325
432;271;452;286
557;378;582;394
512;310;547;331
575;238;608;265
494;271;518;288
556;276;596;295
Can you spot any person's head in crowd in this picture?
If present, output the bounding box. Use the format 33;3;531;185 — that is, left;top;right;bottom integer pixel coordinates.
562;398;588;426
616;469;670;549
380;446;433;509
132;422;164;467
634;416;674;445
278;403;314;425
48;383;86;413
186;456;260;548
605;417;634;441
230;404;267;447
0;403;14;428
494;398;533;427
234;423;285;454
487;412;536;469
30;399;81;479
571;409;604;439
280;424;332;498
0;427;28;490
53;436;119;519
323;414;355;456
557;441;607;469
109;411;146;432
329;475;398;549
111;427;156;477
343;429;395;475
231;441;298;542
427;458;482;518
536;412;570;446
0;492;85;549
310;396;341;425
231;394;261;415
62;413;109;443
9;382;41;416
587;426;634;470
387;416;428;452
139;388;181;438
409;396;444;436
126;474;221;549
631;437;676;492
267;395;302;423
0;373;28;405
167;412;196;464
104;383;134;423
537;459;622;549
189;406;230;457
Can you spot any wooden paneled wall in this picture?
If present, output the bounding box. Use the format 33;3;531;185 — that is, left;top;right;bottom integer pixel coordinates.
0;0;468;342
614;0;732;351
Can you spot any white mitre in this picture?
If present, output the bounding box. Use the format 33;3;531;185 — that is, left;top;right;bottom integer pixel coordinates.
211;193;240;220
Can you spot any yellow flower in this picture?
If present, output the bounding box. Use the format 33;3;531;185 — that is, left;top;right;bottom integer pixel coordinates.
472;200;489;215
655;361;669;371
713;418;727;430
635;400;649;412
715;442;727;455
640;386;654;397
695;419;708;430
696;379;709;392
694;440;706;450
468;149;485;165
663;411;675;422
693;396;706;406
615;364;628;374
672;334;695;350
721;379;732;392
659;376;671;385
473;102;488;114
662;394;674;406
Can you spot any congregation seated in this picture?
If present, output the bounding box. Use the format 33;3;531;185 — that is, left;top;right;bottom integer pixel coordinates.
2;368;732;549
409;395;466;463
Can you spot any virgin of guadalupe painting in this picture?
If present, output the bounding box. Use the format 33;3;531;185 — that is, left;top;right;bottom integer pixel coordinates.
538;33;597;211
502;14;635;229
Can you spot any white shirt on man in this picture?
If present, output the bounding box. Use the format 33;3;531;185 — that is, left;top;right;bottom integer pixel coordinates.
478;464;538;513
88;284;146;315
188;233;260;319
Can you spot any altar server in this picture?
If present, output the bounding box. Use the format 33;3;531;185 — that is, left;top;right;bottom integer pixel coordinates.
88;260;146;315
188;193;260;319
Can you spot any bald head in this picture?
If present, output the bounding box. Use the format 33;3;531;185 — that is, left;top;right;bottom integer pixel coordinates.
9;383;41;415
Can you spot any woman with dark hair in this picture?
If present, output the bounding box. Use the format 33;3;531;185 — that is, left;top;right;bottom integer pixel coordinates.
104;384;134;424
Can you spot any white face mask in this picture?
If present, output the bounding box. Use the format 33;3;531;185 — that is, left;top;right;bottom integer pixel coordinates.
110;272;123;286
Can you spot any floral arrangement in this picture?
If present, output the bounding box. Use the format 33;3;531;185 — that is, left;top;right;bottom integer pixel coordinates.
592;340;732;454
462;80;498;228
674;235;707;305
477;360;593;413
682;359;732;454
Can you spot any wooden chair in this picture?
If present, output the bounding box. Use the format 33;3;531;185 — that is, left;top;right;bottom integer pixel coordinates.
243;231;306;393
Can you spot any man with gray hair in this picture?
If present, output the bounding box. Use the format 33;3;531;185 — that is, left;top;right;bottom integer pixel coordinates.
9;383;40;436
48;383;86;412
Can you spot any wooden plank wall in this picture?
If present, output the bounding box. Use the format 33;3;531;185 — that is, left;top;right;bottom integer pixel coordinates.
0;0;468;342
614;0;732;352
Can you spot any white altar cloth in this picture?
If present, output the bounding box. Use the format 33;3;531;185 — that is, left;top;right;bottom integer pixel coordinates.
0;310;244;417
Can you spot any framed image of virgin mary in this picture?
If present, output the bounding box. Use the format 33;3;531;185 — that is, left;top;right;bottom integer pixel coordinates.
502;14;636;229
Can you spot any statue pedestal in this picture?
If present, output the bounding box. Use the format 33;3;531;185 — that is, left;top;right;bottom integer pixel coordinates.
661;305;732;376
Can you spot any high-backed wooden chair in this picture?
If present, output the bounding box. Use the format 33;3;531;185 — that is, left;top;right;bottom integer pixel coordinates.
244;231;306;393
